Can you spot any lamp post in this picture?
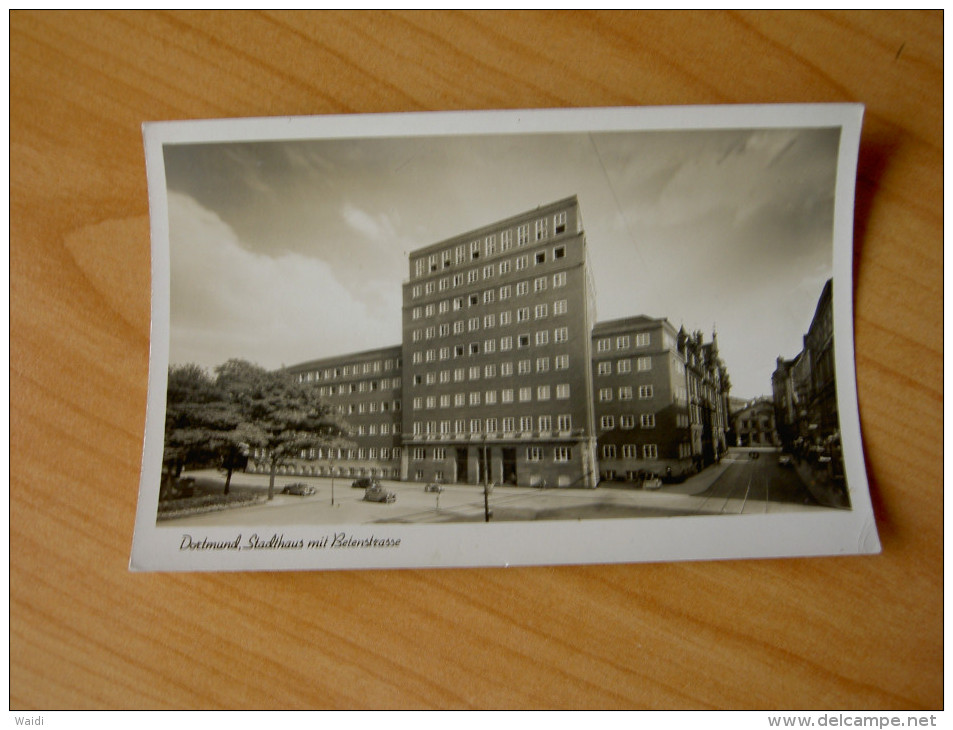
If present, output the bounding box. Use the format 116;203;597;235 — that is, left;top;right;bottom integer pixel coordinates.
329;455;336;507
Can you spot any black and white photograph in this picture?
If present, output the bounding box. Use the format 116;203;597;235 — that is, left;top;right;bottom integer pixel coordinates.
131;105;879;572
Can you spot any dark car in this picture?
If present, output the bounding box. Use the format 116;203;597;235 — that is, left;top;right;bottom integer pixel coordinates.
363;483;396;503
352;477;380;489
424;482;444;493
282;482;316;496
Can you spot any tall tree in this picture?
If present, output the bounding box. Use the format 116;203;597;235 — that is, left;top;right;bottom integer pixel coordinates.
215;359;348;500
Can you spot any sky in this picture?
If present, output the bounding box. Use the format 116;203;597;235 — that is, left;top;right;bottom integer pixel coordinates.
163;125;840;400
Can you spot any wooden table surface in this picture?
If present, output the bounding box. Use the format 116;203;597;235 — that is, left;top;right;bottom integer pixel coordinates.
11;11;943;710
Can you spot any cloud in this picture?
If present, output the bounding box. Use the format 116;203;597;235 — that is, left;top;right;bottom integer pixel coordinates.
168;192;400;371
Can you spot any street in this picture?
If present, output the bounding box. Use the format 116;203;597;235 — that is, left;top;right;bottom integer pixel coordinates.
159;448;829;527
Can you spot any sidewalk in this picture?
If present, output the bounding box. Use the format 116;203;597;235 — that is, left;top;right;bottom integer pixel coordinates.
793;460;850;509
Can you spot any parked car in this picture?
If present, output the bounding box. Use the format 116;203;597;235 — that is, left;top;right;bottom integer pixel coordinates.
643;474;663;490
424;482;444;493
748;451;760;460
778;454;794;467
363;483;396;503
282;482;316;496
352;477;380;489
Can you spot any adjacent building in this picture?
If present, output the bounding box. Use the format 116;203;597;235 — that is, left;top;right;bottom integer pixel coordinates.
265;196;731;487
772;278;841;469
730;397;779;447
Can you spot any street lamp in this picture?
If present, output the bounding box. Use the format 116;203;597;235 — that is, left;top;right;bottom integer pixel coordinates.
482;433;491;522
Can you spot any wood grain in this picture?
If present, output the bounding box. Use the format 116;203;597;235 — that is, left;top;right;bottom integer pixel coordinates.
11;10;942;710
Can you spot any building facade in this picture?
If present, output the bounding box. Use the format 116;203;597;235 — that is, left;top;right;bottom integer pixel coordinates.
269;196;731;488
730;397;779;447
772;278;841;470
401;196;598;488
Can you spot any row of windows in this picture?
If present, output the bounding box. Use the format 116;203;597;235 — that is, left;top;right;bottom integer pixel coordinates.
595;357;652;375
412;212;569;280
331;400;402;415
412;356;570;385
412;414;574;436
411;443;574;463
295;358;400;382
316;378;402;396
598;414;656;430
411;270;569;305
595;333;651;352
412;383;572;410
597;385;654;401
601;444;659;459
410;328;570;363
411;300;569;340
256;446;403;461
352;422;402;436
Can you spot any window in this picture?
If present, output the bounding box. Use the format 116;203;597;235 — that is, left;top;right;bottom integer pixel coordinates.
500;284;511;299
553;272;567;287
485;417;498;432
440;395;450;408
518;334;530;348
483;265;494;279
483;290;495;304
620;415;635;429
537;385;550;401
553;245;566;259
471;240;481;260
603;445;616;459
534;303;548;319
516;256;528;271
501;362;513;376
554;446;571;463
636;333;651;347
503;417;515;432
453;321;464;334
469;343;480;355
469;366;480;380
516;281;529;296
470;419;481;433
485;390;497;405
556;383;570;399
499;260;511;275
454;393;465;407
440;370;451;383
456;245;466;264
453;297;464;311
557;414;572;431
535;251;546;265
467;270;478;284
555;355;569;370
639;385;654;399
501;389;514;403
597;338;611;353
641;414;656;428
622;445;637;459
468;317;479;332
484;364;496;378
536;357;550;372
643;444;658;459
534;277;547;292
484;338;496;353
597;361;612;376
599;388;613;402
469;392;481;406
519;387;532;402
616;335;630;350
617;359;632;374
535;330;549;346
412;306;422;320
517;225;528;246
638;356;652;371
554;299;567;315
535;219;548;240
619;386;633;400
519;416;533;431
414;447;426;460
434;447;446;460
439;277;449;291
527;447;542;462
501;230;512;250
469;293;479;306
485;235;496;256
439;324;449;337
554;327;568;343
501;336;513;351
517;307;530;323
554;211;567;234
600;416;615;430
412;285;422;299
538;415;552;431
518;359;532;375
500;311;512;326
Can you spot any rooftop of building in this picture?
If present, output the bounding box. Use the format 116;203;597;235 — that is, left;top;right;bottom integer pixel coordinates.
408;194;580;258
283;343;402;373
592;314;673;334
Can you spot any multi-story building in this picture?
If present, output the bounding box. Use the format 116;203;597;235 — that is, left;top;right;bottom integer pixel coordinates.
250;345;404;480
592;316;695;481
731;397;779;447
401;195;598;488
772;278;839;454
268;196;731;488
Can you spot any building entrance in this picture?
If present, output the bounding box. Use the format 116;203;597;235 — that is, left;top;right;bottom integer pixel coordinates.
455;447;467;484
501;448;517;485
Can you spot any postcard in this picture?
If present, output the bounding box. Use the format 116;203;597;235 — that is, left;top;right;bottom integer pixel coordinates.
130;104;880;572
